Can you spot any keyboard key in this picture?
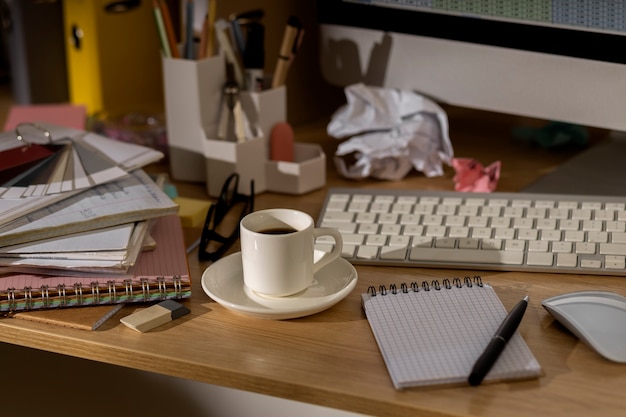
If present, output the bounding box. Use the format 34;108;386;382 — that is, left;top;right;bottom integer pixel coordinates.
605;255;626;269
412;236;433;247
409;248;524;265
355;212;377;223
580;258;602;269
365;235;387;246
388;235;410;247
403;225;424;236
518;229;538;240
380;246;407;260
325;200;348;211
340;233;365;245
527;252;554;266
611;232;626;243
551;241;573;253
341;245;356;258
425;225;446;237
576;242;597;254
458;238;480;249
482;238;503;250
358;223;379;234
599;243;626;255
556;253;578;267
321;222;356;233
434;237;456;248
528;240;549;252
356;245;379;259
322;212;354;223
380;224;402;235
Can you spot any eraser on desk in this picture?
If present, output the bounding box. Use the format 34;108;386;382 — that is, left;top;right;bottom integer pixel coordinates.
120;300;190;333
270;122;295;162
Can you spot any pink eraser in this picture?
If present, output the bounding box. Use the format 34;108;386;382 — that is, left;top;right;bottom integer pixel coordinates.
270;122;295;162
120;300;190;332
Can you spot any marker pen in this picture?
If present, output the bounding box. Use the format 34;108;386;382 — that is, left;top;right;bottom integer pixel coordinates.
243;21;265;91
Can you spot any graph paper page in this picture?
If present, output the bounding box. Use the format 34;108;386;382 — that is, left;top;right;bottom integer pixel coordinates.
362;282;542;389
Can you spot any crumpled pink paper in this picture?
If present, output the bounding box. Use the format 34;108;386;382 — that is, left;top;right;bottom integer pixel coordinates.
452;158;501;192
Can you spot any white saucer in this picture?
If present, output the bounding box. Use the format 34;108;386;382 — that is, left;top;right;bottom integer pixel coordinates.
201;251;358;320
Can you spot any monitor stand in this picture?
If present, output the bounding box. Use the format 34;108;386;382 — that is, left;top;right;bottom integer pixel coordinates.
523;131;626;196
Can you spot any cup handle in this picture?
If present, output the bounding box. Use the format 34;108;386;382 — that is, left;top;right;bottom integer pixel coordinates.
312;227;343;274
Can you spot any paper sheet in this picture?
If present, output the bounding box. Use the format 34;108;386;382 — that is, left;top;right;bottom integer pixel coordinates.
328;83;454;180
0;123;163;200
0;123;164;224
0;169;177;247
451;158;501;192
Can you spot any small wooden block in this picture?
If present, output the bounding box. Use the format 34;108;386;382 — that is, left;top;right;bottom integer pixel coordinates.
120;300;190;333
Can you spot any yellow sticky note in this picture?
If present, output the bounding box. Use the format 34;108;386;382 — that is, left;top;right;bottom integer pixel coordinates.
174;197;212;228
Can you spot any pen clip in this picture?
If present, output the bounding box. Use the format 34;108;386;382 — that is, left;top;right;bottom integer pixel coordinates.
291;25;304;57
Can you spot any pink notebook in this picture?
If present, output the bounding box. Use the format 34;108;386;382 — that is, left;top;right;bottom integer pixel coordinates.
0;215;191;312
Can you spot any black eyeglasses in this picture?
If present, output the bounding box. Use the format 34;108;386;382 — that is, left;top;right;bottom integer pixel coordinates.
198;173;254;262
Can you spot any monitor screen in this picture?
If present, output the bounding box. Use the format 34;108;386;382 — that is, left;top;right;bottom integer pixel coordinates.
318;1;626;132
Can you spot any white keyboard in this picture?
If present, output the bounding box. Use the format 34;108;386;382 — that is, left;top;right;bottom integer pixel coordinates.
316;188;626;276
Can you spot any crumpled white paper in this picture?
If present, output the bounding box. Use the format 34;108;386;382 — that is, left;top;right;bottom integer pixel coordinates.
328;83;454;180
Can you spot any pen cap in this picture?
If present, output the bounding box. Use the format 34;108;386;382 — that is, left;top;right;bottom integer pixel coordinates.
243;22;265;69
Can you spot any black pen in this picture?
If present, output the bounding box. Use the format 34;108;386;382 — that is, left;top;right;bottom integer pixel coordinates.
468;295;529;386
243;21;265;91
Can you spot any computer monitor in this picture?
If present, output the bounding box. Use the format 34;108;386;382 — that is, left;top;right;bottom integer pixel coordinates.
317;1;626;133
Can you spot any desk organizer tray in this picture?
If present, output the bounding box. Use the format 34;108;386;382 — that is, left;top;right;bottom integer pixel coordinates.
266;143;326;194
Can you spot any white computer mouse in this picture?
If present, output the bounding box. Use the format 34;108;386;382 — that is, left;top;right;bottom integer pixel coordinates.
542;291;626;363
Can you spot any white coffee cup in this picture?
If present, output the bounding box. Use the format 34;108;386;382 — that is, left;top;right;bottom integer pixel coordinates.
240;208;343;297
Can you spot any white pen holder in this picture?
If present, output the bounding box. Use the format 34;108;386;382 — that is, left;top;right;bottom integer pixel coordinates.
163;54;226;183
163;55;324;196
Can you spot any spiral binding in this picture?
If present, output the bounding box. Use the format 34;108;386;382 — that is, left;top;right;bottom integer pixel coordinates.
2;275;188;312
367;276;483;297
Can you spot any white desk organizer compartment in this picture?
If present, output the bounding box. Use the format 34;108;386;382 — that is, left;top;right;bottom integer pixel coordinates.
203;137;266;197
162;54;225;182
203;86;286;197
266;144;326;195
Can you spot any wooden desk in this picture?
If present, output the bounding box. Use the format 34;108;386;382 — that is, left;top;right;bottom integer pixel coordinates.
1;109;624;417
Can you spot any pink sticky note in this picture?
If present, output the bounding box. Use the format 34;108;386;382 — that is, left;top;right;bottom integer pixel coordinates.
4;104;86;131
452;158;501;192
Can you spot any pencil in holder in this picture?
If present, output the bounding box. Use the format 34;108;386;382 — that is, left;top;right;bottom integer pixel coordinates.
240;86;286;158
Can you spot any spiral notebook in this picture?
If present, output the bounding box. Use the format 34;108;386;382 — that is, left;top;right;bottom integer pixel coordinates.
362;277;542;389
0;214;191;313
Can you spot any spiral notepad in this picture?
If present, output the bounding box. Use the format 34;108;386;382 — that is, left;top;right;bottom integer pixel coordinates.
362;277;542;389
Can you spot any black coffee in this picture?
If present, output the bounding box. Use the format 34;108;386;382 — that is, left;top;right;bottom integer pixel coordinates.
258;227;297;235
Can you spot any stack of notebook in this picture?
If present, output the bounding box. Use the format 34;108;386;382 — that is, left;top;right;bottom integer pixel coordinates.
0;122;191;327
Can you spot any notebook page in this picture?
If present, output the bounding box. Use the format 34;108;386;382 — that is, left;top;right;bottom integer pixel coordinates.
0;169;177;246
362;282;542;389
